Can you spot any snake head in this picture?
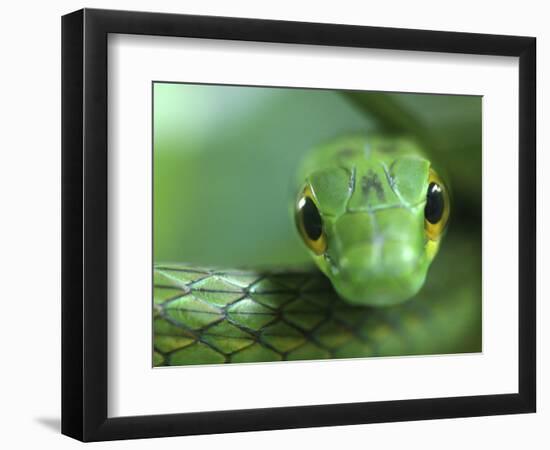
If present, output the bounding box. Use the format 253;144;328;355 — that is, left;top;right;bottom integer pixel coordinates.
295;136;450;306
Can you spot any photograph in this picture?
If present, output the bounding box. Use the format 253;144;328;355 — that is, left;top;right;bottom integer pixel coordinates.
152;83;482;367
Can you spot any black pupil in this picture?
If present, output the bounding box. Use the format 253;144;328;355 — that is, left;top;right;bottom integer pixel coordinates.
425;182;444;224
301;197;323;240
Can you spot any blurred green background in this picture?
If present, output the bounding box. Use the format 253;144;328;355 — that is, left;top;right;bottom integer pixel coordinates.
153;83;481;269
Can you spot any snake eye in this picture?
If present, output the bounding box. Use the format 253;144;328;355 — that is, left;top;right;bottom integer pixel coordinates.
295;186;327;255
424;168;450;241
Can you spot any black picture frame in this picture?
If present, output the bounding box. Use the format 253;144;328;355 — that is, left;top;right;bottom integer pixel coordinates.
61;8;536;442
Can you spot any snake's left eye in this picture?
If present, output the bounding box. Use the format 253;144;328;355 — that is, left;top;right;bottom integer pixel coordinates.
295;186;327;255
424;168;450;241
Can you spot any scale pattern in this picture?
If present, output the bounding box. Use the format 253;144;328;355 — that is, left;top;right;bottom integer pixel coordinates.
153;235;481;366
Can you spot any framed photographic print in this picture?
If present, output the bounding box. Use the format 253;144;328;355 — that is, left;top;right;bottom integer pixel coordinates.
61;8;536;441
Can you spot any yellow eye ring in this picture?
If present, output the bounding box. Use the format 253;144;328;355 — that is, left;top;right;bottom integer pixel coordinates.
424;168;450;241
295;186;327;255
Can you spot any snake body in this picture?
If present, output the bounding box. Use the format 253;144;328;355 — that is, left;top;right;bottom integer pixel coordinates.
153;135;480;366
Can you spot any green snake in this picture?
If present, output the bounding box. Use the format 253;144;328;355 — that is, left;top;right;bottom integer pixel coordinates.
153;132;480;366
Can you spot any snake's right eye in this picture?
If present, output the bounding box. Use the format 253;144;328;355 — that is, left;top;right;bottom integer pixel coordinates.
295;186;327;255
